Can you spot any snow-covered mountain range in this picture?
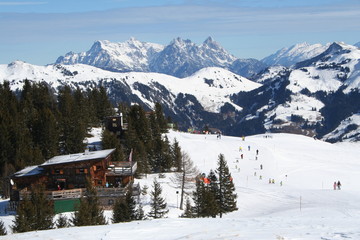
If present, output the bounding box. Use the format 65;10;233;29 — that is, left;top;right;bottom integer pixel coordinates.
233;42;360;142
0;61;260;130
2;38;360;142
56;37;266;79
261;42;330;67
56;38;164;73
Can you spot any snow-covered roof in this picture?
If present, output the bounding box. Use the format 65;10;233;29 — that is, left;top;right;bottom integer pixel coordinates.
40;149;116;167
13;165;44;178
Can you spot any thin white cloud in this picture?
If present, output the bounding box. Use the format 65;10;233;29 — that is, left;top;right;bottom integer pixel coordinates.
0;2;359;64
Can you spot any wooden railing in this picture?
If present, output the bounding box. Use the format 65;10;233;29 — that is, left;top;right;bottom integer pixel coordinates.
107;161;137;176
19;183;140;201
96;183;140;197
51;188;84;199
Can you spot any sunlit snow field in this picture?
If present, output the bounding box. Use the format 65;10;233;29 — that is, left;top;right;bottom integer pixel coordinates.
1;130;360;239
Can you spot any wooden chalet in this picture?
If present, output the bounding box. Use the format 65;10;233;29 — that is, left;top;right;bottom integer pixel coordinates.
10;148;139;212
104;113;127;138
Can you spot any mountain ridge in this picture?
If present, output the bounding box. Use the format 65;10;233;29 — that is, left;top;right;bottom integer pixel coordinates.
56;37;265;78
2;39;360;142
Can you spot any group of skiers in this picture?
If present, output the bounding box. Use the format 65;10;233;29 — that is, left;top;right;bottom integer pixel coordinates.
237;137;344;191
238;140;286;187
334;181;342;190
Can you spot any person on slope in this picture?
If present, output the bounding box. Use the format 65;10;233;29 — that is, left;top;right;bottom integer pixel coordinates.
333;181;337;190
337;181;341;190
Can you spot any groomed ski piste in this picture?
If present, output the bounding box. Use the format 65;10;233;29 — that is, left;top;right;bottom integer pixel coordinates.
1;130;360;239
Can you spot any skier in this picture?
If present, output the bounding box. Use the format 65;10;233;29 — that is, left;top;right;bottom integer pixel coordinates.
337;181;341;190
248;145;250;151
241;154;243;159
239;146;242;152
256;149;259;155
260;164;263;170
280;181;283;186
333;181;337;190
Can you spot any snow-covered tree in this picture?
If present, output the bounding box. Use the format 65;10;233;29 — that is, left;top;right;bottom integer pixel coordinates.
0;219;7;235
181;198;194;218
135;203;145;220
148;179;168;219
56;214;69;228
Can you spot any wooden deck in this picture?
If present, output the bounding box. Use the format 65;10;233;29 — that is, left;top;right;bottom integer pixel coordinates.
19;183;140;200
106;161;137;176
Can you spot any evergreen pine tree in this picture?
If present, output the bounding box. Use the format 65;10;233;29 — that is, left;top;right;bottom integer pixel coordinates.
154;102;168;133
1;163;15;199
58;86;86;154
71;178;106;226
0;219;7;235
112;199;130;223
192;176;219;218
30;184;55;230
135;202;145;220
20;81;59;159
148;179;168;219
12;197;34;233
56;214;69;228
12;184;54;233
216;154;237;217
125;188;137;220
192;177;205;218
125;115;151;175
95;86;114;122
152;135;172;172
134;141;150;175
181;198;193;218
101;129;125;161
112;189;136;223
171;139;182;171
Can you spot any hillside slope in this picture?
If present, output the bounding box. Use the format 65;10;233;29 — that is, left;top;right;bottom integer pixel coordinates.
1;131;360;239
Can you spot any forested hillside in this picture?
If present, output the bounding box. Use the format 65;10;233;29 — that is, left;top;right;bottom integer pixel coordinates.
0;80;177;197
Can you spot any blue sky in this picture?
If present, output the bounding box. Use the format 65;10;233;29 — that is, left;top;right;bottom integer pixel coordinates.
0;0;359;65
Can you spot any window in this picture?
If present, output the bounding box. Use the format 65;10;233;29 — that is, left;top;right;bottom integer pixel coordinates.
53;169;63;174
76;168;88;174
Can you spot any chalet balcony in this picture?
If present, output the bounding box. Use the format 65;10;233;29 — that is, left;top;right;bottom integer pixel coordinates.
19;188;85;201
96;183;140;198
18;182;140;201
106;161;137;176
